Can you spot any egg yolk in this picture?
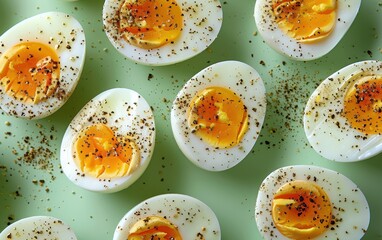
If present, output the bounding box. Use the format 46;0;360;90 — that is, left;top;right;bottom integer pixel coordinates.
272;180;332;240
74;123;140;178
118;0;183;49
187;86;248;148
344;75;382;134
0;42;60;104
272;0;337;42
128;216;182;240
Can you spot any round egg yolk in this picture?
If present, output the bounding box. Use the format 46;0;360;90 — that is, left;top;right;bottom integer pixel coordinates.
272;0;337;42
74;123;140;178
128;216;182;240
187;86;248;149
344;75;382;135
271;180;332;240
0;42;60;104
118;0;183;49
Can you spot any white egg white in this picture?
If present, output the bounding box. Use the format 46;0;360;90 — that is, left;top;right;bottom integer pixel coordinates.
171;61;266;171
0;216;77;239
304;60;382;162
255;165;370;240
113;193;221;240
60;88;155;193
0;12;86;119
254;0;361;61
102;0;223;66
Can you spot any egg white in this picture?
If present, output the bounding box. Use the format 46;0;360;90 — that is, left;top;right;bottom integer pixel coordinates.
0;216;77;239
102;0;223;66
171;61;266;171
254;0;361;61
113;193;221;240
0;12;86;119
304;60;382;162
255;165;370;240
60;88;155;193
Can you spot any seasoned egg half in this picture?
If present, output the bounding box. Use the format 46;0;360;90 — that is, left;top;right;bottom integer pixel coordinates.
113;194;221;240
254;0;361;60
255;165;370;240
304;60;382;162
171;61;266;171
102;0;223;66
0;216;77;239
60;88;155;193
0;12;86;119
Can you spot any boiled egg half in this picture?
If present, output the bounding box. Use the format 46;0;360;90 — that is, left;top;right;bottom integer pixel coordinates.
254;0;361;60
304;60;382;162
0;216;77;239
103;0;223;66
171;61;266;171
255;165;370;240
60;88;155;193
0;12;86;119
113;193;221;240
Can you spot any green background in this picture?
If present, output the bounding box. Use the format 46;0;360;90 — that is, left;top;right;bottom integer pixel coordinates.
0;0;381;239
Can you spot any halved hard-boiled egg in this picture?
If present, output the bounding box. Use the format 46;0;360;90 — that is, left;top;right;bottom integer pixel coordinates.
254;0;361;60
113;194;221;240
171;61;266;171
304;60;382;162
0;216;77;239
255;165;370;240
0;12;86;119
102;0;223;66
60;88;155;193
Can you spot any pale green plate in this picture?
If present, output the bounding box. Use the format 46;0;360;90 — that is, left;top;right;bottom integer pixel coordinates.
0;0;381;239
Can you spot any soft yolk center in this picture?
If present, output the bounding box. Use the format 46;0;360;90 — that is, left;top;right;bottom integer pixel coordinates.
187;86;248;149
128;216;182;240
272;180;332;240
0;42;60;104
344;75;382;134
74;123;140;178
272;0;337;42
118;0;183;49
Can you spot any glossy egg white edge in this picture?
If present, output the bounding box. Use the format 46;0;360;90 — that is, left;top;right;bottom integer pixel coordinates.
171;60;267;171
254;0;361;61
0;12;86;119
60;88;155;193
304;60;382;162
0;216;77;239
102;0;223;66
255;165;370;240
113;193;221;240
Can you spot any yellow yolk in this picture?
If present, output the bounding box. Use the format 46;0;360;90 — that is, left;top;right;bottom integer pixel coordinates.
128;216;182;240
272;180;332;240
272;0;337;42
118;0;183;49
74;123;140;178
187;86;248;149
344;75;382;134
0;42;60;104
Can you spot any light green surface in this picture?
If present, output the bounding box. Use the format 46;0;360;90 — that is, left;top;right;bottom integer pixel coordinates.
0;0;381;239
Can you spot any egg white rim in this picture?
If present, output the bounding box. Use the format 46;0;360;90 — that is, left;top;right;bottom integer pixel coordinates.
171;60;267;171
0;216;77;239
102;0;223;66
254;0;361;61
255;165;370;240
113;193;221;240
304;60;382;162
60;88;155;193
0;11;86;119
